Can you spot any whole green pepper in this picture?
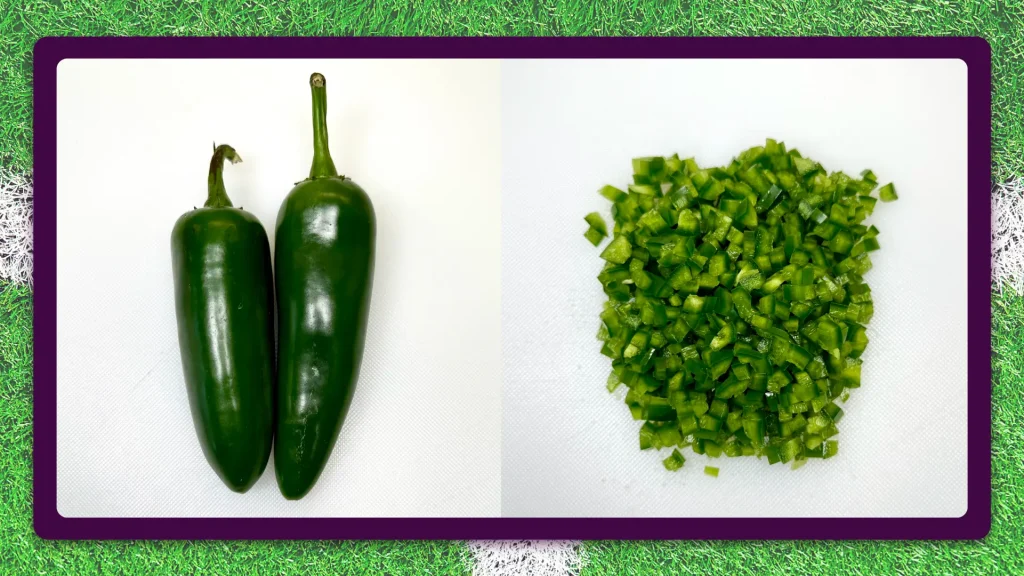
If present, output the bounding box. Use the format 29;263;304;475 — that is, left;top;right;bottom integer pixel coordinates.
274;73;377;500
171;144;275;493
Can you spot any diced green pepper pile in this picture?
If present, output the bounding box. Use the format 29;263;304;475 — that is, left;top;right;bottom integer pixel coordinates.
585;139;897;472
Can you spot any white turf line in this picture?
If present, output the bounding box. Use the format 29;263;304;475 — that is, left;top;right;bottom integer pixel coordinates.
468;541;584;576
993;179;1024;295
0;169;32;287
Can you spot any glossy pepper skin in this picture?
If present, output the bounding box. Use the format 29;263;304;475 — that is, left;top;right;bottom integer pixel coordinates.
274;73;376;500
171;144;276;493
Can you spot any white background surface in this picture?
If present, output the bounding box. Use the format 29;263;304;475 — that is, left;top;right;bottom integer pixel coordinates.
501;59;969;517
56;59;502;517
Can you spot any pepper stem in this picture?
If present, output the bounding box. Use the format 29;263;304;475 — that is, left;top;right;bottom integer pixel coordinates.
206;143;242;208
309;72;339;179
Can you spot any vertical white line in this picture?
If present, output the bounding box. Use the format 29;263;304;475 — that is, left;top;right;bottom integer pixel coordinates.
0;169;33;287
467;540;584;576
993;180;1024;294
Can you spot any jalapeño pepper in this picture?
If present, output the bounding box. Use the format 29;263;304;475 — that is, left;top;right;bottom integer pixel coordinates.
171;144;275;493
274;73;377;500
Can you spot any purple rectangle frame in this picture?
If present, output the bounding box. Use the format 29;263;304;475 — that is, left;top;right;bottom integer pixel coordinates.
34;36;991;541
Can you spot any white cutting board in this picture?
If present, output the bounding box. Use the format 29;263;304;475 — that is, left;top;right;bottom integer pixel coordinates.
500;58;968;518
56;59;502;517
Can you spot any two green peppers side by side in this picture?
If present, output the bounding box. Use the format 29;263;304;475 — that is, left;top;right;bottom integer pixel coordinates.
171;73;376;499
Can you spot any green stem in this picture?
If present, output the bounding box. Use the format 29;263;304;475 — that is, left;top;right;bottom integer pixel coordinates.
206;143;242;208
309;72;338;179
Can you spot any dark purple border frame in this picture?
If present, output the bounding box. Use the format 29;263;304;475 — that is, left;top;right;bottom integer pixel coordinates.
33;36;991;541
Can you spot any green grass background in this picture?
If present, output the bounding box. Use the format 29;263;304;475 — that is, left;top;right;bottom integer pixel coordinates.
0;1;1021;574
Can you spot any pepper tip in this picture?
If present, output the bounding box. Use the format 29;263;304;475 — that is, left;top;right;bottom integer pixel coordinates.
310;72;325;88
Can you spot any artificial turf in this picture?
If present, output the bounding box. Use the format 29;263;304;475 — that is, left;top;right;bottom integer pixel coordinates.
0;1;1022;574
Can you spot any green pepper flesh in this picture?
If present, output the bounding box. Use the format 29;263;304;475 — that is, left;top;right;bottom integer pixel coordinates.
589;140;896;472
